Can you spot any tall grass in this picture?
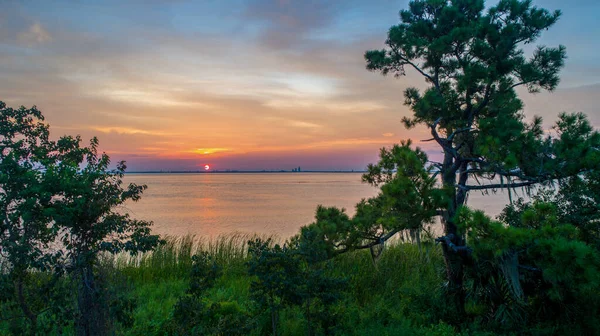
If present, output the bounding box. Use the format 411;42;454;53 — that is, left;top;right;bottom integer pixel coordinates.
100;232;448;335
98;233;280;335
108;232;278;282
2;233;451;335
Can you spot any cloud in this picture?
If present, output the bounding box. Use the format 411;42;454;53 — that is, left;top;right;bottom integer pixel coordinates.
243;0;337;49
192;148;231;155
17;23;52;46
289;120;323;129
92;126;172;136
96;88;214;107
264;98;386;113
1;0;599;170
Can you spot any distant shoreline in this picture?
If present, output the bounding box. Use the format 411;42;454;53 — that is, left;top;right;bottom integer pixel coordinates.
126;170;367;174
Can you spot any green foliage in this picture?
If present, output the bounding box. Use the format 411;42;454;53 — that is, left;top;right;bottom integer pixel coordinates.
51;138;161;265
0;102;56;273
247;239;302;335
188;252;222;297
362;0;600;218
247;238;346;335
296;206;355;259
48;124;161;335
0;102;92;334
162;250;253;335
292;234;348;335
363;0;599;318
362;140;448;231
553;171;600;248
366;0;564;131
296;141;446;259
0;101;161;334
6;233;597;335
362;0;599;212
457;205;600;333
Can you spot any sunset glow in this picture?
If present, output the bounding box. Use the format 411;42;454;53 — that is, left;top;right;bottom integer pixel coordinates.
1;0;599;171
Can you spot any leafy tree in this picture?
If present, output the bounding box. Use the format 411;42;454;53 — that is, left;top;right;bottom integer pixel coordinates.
164;251;253;335
1;102;159;334
247;239;302;336
248;237;346;336
291;229;347;335
1;101;161;334
187;252;222;297
361;0;599;311
0;102;63;334
48;137;161;336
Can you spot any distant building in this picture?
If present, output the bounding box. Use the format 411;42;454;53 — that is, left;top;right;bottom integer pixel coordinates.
298;166;301;172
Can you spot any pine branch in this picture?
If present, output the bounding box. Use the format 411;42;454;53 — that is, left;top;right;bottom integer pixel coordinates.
435;234;472;255
464;180;539;191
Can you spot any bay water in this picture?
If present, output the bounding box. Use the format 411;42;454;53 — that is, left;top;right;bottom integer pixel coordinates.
122;173;520;238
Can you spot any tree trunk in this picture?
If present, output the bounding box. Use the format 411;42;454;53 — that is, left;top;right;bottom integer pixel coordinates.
306;296;312;336
16;278;37;336
271;306;278;336
440;157;467;317
440;237;465;316
76;265;110;336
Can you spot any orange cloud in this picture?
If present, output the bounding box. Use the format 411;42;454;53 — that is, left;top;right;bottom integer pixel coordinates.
92;126;172;136
193;148;231;155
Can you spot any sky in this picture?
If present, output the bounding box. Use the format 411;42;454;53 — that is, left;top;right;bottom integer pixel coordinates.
1;0;599;171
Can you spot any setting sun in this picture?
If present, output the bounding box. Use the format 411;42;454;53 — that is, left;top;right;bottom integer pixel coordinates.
204;164;210;171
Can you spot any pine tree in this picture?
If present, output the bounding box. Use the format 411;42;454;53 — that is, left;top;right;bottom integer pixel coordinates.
344;0;598;313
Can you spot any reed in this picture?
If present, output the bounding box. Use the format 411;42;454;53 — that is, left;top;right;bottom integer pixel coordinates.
106;232;278;282
1;234;450;336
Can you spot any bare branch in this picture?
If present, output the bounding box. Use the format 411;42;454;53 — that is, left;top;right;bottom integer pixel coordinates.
429;118;453;154
389;46;440;93
406;60;440;92
508;79;537;91
337;228;401;255
464;180;538;191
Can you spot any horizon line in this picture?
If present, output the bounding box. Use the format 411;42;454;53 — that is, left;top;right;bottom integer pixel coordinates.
126;170;368;174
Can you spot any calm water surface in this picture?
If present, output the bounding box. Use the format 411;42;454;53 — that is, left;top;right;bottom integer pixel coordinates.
122;173;516;238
